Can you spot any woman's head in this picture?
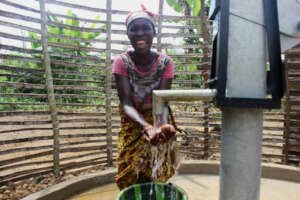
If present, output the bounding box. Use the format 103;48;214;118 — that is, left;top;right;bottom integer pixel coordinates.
126;5;156;54
127;18;155;54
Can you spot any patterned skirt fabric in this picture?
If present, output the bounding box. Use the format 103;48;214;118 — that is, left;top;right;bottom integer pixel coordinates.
115;105;179;190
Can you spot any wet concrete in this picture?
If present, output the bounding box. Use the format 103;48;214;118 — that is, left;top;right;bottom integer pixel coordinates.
69;183;119;200
68;174;300;200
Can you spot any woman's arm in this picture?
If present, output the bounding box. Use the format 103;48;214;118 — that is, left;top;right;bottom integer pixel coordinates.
114;74;151;129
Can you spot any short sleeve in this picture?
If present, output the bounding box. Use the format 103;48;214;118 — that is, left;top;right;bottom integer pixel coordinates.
161;57;174;78
112;56;128;76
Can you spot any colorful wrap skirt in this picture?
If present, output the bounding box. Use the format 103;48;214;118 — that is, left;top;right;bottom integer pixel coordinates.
115;105;179;190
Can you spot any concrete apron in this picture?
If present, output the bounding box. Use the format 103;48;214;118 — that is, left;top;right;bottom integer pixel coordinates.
21;160;300;200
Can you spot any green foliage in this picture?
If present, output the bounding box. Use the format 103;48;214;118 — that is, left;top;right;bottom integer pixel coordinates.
28;32;41;49
0;10;106;111
186;0;201;16
0;55;47;110
166;0;210;90
166;0;201;16
31;10;105;53
167;0;184;13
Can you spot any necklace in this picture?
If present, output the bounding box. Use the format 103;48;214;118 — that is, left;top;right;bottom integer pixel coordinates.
136;58;156;72
131;51;158;72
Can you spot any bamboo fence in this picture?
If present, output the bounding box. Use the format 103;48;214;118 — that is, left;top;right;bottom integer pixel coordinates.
0;0;294;186
283;45;300;165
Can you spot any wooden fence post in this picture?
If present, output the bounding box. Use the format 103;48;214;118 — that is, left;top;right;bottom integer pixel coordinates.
157;0;164;52
105;0;113;167
39;0;60;176
200;0;211;159
283;54;290;164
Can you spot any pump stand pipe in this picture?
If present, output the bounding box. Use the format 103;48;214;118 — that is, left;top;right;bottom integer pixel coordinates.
152;89;217;117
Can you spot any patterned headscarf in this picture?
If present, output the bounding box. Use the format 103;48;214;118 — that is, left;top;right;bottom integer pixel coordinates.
125;4;157;29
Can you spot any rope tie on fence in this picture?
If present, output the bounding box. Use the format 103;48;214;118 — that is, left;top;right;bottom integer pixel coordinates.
168;106;190;146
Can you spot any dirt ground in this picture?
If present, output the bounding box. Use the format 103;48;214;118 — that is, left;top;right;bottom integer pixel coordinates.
0;113;287;200
0;113;112;200
0;165;108;200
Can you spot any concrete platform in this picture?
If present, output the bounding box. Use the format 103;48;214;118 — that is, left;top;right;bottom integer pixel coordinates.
68;174;300;200
22;161;300;200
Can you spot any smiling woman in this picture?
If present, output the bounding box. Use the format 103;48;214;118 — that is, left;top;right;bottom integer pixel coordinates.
112;5;178;190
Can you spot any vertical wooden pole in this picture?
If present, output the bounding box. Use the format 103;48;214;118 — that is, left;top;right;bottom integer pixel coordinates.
39;0;60;176
282;54;290;164
105;0;113;167
200;0;211;159
157;0;164;52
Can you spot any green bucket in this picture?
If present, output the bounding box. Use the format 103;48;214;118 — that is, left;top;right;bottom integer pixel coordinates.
116;182;188;200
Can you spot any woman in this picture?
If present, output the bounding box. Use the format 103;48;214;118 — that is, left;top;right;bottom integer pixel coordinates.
112;6;178;190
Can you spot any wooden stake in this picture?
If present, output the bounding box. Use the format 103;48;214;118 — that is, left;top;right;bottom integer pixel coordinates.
39;0;60;177
157;0;164;52
200;0;211;159
105;0;113;167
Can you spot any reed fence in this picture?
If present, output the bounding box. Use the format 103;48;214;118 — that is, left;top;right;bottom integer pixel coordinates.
283;45;300;165
0;0;294;186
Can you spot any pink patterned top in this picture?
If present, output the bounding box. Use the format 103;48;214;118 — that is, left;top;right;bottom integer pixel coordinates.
112;51;174;104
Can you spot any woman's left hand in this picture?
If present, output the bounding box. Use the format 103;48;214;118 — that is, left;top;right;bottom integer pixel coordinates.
160;124;176;141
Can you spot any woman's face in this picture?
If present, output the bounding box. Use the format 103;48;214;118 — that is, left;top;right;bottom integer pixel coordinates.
127;18;155;54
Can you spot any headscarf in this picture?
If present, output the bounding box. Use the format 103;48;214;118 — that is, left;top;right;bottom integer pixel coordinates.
125;4;157;29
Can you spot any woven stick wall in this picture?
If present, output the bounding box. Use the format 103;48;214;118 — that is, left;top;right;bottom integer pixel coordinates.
283;45;300;165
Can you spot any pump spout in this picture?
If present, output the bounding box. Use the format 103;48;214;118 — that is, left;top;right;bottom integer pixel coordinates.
152;89;217;117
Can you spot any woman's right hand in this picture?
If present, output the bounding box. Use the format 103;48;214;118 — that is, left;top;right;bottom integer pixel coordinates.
143;125;176;145
143;125;162;145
